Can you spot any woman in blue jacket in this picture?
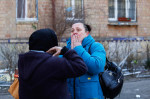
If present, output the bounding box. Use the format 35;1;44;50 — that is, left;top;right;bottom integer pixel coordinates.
67;22;106;99
50;22;106;99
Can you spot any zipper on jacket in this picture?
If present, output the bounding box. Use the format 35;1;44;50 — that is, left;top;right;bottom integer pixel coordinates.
74;78;76;99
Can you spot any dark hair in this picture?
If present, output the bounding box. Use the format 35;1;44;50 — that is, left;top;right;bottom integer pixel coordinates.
72;22;92;32
84;24;92;32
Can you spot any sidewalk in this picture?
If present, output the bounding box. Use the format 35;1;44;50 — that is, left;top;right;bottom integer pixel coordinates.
0;94;13;99
1;77;150;99
115;77;150;99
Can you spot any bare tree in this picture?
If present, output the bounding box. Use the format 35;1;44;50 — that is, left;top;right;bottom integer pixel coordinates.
145;41;150;69
51;0;107;44
0;44;28;82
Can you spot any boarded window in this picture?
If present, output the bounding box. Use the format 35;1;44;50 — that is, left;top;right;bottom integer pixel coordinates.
27;0;36;18
17;0;38;21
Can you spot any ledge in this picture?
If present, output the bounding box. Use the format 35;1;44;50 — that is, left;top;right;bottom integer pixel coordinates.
108;22;138;26
16;20;38;25
0;39;28;44
65;18;84;23
1;36;150;44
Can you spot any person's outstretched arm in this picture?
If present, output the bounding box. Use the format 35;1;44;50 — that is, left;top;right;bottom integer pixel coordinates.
46;46;88;79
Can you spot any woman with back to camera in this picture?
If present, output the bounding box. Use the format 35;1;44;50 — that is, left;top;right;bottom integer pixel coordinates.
18;28;88;99
51;22;106;99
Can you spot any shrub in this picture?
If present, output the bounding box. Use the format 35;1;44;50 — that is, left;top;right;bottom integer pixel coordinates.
144;59;150;70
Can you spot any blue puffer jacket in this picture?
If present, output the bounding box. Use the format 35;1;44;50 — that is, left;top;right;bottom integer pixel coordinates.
67;35;106;99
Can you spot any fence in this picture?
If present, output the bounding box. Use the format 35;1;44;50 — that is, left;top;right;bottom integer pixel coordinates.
0;38;150;94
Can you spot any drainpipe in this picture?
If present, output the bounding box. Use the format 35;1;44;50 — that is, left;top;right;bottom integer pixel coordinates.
52;0;56;30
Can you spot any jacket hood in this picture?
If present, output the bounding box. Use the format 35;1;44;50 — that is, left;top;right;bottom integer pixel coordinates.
18;51;52;80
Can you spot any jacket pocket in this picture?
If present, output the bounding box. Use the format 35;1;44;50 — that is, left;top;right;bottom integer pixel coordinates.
79;74;99;82
79;74;99;99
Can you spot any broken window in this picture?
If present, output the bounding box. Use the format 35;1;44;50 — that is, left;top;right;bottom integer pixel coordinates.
65;0;84;21
17;0;38;21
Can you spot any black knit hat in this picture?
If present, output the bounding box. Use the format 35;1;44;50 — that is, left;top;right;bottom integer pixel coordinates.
29;28;58;52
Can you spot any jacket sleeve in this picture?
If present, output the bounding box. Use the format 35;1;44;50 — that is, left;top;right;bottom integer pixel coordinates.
49;49;88;79
73;42;106;75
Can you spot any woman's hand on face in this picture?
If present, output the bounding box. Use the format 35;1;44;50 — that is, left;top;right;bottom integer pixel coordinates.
78;32;87;42
71;34;82;49
46;46;62;56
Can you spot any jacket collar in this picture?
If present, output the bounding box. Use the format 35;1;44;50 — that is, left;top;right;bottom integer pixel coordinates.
82;34;95;47
67;34;95;48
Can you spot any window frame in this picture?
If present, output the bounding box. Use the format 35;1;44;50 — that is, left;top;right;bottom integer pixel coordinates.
108;0;136;22
65;0;84;21
16;0;38;22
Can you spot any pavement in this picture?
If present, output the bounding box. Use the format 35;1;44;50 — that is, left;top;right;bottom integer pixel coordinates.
0;77;150;99
115;77;150;99
0;94;14;99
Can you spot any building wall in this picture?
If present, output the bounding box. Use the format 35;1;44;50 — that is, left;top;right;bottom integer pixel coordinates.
137;0;150;37
84;0;150;39
0;0;150;40
0;0;53;39
0;0;149;65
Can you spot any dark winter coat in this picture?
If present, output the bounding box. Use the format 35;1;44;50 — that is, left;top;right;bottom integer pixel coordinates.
18;49;87;99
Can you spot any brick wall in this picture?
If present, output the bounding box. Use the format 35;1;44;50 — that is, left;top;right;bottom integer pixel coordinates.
0;0;150;40
0;0;16;38
0;0;53;39
137;0;150;37
84;0;150;39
